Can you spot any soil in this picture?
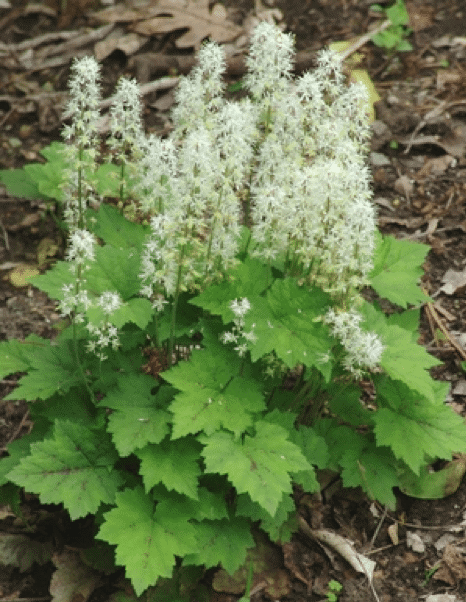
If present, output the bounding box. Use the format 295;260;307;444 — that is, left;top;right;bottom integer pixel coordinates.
2;0;466;601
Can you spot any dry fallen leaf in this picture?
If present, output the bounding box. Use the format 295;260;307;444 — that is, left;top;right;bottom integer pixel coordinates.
299;519;376;581
387;522;399;545
425;594;459;602
36;237;59;268
433;544;466;586
50;549;102;602
9;263;40;287
94;0;243;49
0;533;53;571
95;29;147;61
440;267;466;296
406;531;425;553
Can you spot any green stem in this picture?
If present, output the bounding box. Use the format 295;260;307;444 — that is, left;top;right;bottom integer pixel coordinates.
119;160;126;204
72;318;95;404
205;188;224;274
168;259;185;368
77;143;84;229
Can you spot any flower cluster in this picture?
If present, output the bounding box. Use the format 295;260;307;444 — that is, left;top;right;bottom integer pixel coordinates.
221;298;257;357
59;57;134;357
139;42;258;301
86;292;123;361
325;308;385;375
63;22;380;371
139;22;375;309
58;229;96;322
247;24;375;296
62;56;102;230
108;77;144;202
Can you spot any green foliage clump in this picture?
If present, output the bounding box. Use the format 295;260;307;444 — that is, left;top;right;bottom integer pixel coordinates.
371;0;413;53
0;22;463;598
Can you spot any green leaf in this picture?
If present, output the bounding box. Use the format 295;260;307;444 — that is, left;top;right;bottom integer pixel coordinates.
4;337;83;401
182;517;254;574
387;0;409;25
165;346;265;439
94;163;122;198
39;140;66;163
86;245;143;299
340;443;399;510
370;232;431;307
373;403;466;475
396;39;413;52
29;260;74;300
147;292;200;344
190;256;271;321
0;168;46;199
261;408;297;431
200;421;310;517
151;486;228;525
98;487;198;596
155;486;228;522
327;381;375;427
386;308;420;339
380;325;444;403
26;162;65;202
104;375;172;456
0;334;45;379
248;279;333;376
34;243;144;303
137;437;201;499
111;297;153;330
236;493;297;542
7;420;122;519
107;409;170;457
0;422;51;487
362;302;443;402
92;203;149;250
288;425;328;492
399;456;466;500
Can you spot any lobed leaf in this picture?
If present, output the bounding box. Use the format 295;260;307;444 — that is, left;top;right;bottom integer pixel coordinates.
4;337;83;401
103;375;172;456
370;231;431;307
236;492;297;542
374;403;466;475
8;420;122;519
248;278;333;378
182;517;254;574
98;487;198;596
190;256;271;322
200;421;310;517
137;437;201;499
91;202;149;250
0;334;46;379
340;444;399;510
362;302;443;403
165;346;265;438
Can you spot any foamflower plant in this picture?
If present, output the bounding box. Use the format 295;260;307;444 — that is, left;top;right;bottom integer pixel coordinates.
1;21;465;598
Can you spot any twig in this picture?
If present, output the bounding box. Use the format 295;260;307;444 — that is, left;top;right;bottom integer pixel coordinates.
0;217;9;251
369;505;388;550
0;598;51;602
373;502;464;532
424;297;466;360
338;19;391;61
1;410;32;452
0;29;79;55
366;540;403;556
1;24;114;71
